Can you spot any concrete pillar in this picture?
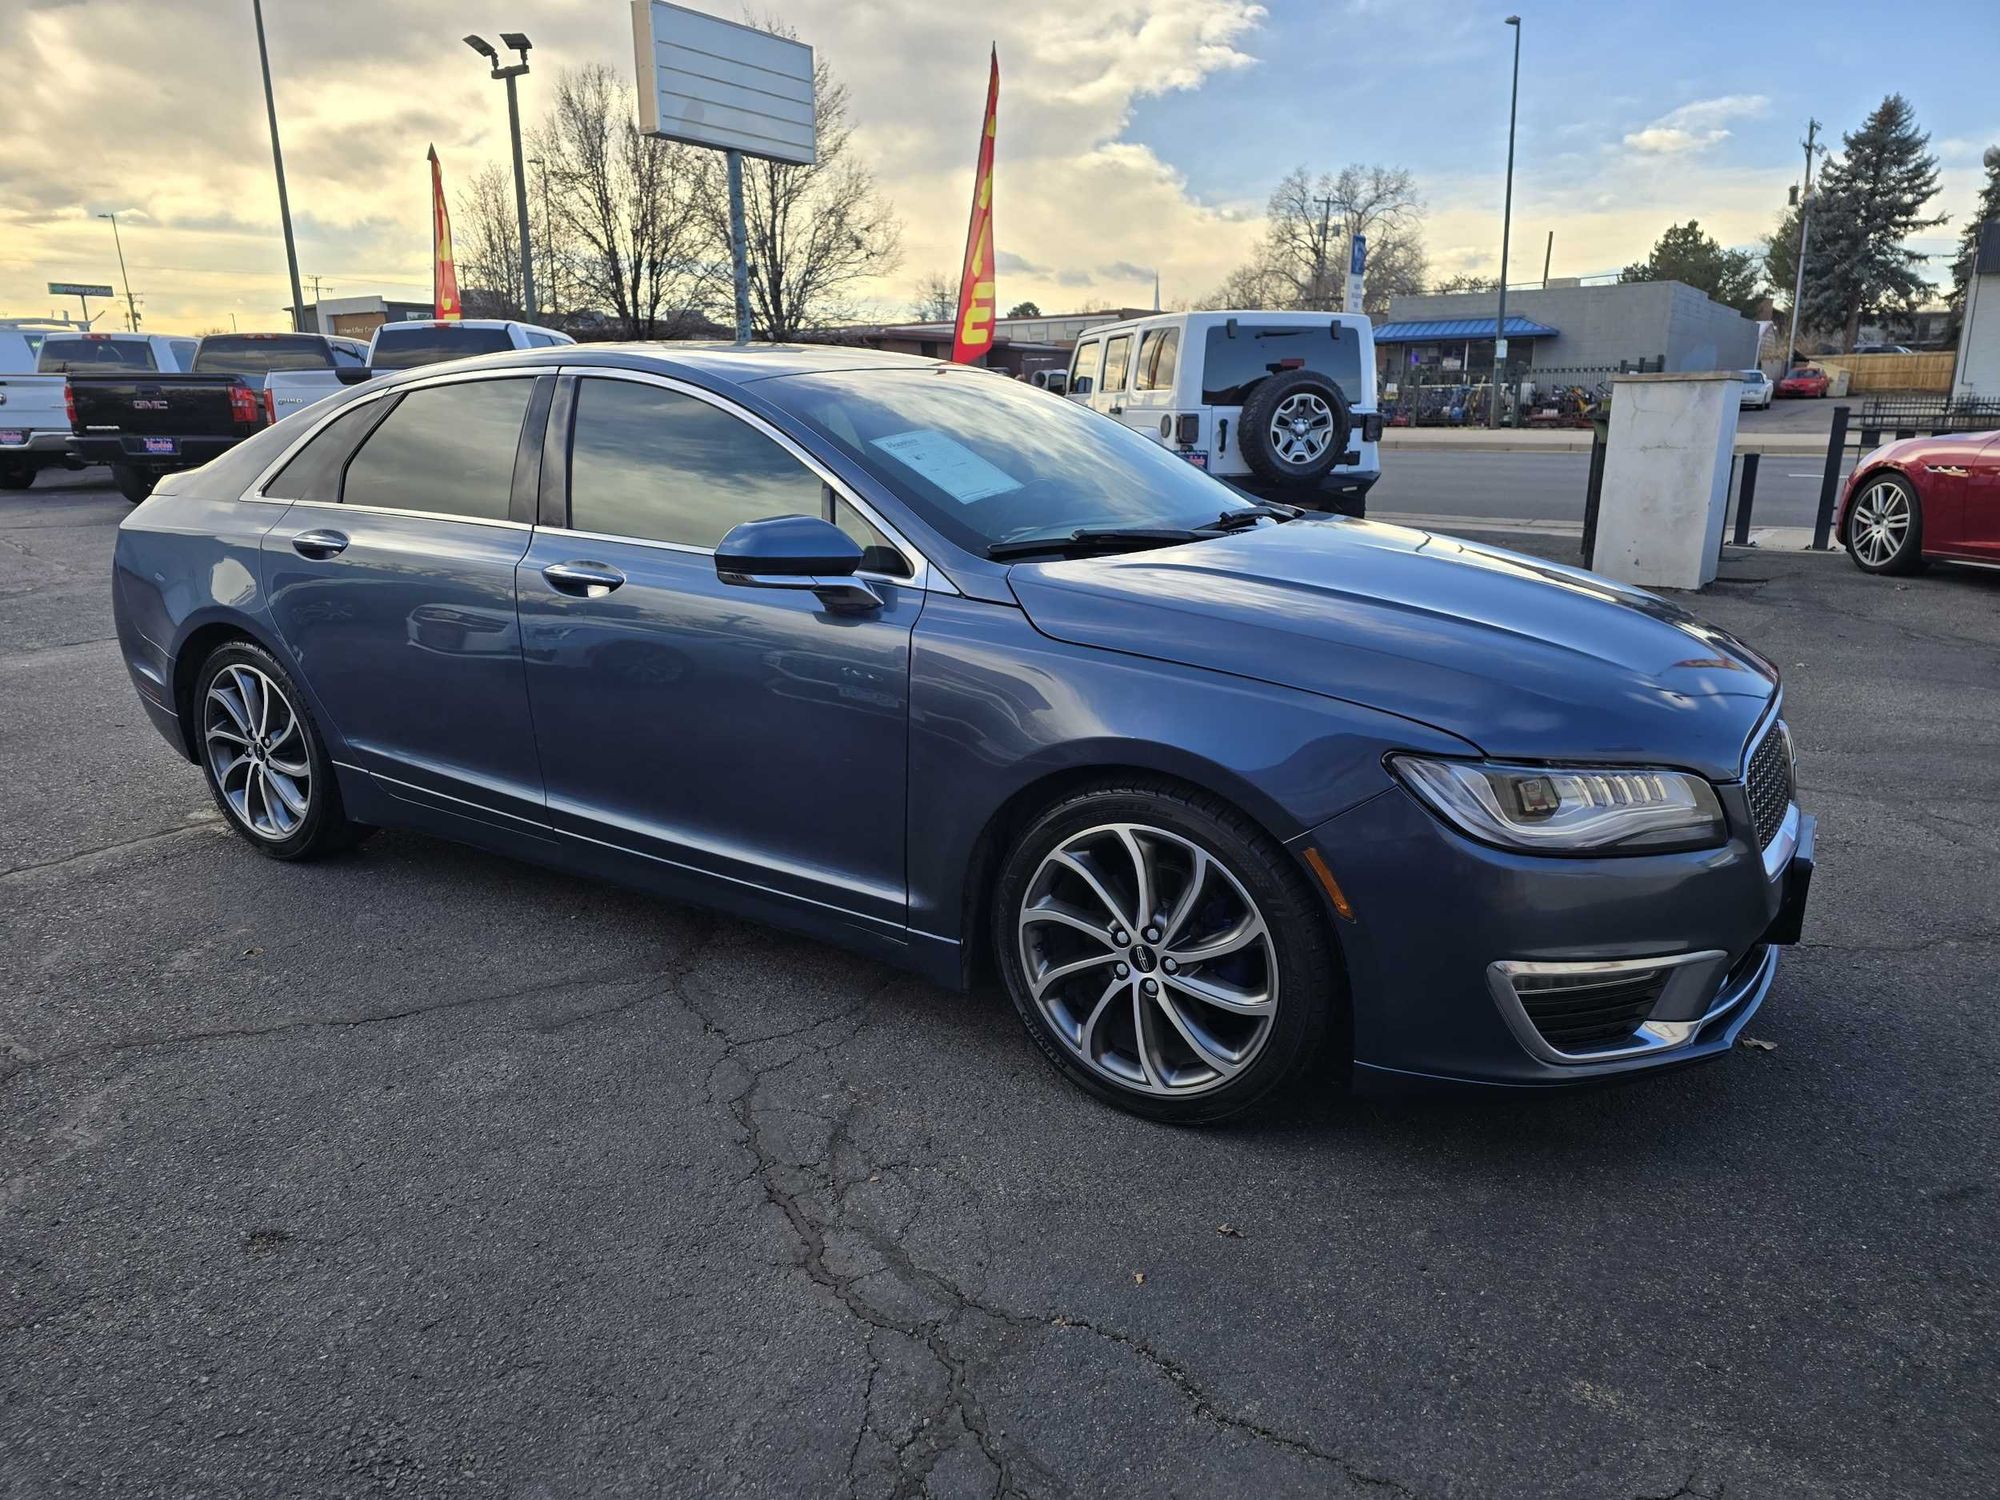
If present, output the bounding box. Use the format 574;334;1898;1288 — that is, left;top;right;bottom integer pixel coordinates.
1592;372;1742;590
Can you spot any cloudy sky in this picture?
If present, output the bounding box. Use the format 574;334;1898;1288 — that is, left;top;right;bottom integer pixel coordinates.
4;0;1997;333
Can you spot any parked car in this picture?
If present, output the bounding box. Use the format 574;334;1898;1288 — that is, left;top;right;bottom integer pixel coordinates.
1737;369;1774;409
67;365;271;504
112;343;1812;1123
192;331;370;423
366;318;572;370
1835;429;2000;574
1066;310;1382;515
0;321;88;489
1028;368;1068;395
1776;366;1831;399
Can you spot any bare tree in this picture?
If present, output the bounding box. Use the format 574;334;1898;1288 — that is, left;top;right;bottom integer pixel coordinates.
456;162;530;317
693;45;901;338
1205;164;1428;314
531;64;709;338
908;270;958;322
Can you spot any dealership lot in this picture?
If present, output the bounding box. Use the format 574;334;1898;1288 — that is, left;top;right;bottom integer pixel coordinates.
4;474;1996;1497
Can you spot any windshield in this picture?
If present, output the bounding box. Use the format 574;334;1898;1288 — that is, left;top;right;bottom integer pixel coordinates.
370;324;515;369
760;368;1256;554
38;337;157;373
193;335;332;374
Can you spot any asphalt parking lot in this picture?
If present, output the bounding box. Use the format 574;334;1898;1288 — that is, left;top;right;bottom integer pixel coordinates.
4;472;1996;1498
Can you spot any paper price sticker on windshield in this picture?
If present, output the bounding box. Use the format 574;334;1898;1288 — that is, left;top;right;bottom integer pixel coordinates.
869;429;1021;505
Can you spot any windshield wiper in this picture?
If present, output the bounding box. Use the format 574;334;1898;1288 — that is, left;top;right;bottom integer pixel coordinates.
1208;502;1302;531
987;525;1213;561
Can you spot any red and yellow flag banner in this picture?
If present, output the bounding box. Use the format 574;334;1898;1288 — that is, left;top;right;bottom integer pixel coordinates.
951;48;998;364
428;144;461;321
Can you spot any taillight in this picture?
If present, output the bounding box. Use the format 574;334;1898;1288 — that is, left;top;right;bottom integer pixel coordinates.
229;383;260;426
63;380;76;427
263;388;278;426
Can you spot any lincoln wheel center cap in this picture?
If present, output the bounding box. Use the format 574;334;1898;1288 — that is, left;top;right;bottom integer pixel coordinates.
1131;947;1157;973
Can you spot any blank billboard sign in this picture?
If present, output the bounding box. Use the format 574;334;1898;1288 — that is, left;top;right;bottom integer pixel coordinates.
629;1;815;166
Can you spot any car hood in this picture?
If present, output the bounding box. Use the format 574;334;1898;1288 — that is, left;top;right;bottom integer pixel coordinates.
1007;518;1778;781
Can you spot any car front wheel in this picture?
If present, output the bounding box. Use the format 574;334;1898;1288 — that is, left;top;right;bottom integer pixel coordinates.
1845;473;1925;575
194;641;370;859
994;779;1341;1123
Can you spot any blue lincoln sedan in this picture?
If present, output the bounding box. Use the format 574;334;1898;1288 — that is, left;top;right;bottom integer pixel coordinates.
112;344;1813;1122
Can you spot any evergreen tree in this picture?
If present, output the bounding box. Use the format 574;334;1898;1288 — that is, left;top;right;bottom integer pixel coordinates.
1803;95;1945;350
1949;145;2000;313
1620;220;1763;314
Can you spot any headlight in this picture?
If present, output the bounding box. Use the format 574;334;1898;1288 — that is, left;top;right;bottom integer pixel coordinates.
1390;755;1725;854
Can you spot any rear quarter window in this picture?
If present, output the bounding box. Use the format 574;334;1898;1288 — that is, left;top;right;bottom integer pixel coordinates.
1201;324;1363;407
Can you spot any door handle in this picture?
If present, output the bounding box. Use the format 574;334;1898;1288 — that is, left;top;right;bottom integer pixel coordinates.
542;559;625;598
291;528;349;559
1109;404;1124;415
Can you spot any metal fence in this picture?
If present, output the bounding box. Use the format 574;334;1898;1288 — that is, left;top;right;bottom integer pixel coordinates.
1382;360;1662;428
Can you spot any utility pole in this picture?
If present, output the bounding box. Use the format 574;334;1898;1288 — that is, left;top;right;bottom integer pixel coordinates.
253;0;307;333
1490;14;1522;429
463;34;537;316
1312;192;1337;308
1541;229;1553;288
97;212;139;331
1787;119;1821;365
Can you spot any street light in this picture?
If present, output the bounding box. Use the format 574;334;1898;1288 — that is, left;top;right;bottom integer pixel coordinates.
97;212;139;332
1490;14;1521;429
465;31;537;316
253;0;307;332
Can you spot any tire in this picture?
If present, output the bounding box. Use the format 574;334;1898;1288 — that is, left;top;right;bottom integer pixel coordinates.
111;464;155;504
1844;472;1925;575
0;460;36;491
193;641;370;860
1236;369;1352;488
993;778;1342;1124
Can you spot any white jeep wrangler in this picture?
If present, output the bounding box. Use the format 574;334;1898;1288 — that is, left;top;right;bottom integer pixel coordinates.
1065;310;1381;513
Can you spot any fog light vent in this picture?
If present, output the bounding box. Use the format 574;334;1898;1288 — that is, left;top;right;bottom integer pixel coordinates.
1512;968;1667;1053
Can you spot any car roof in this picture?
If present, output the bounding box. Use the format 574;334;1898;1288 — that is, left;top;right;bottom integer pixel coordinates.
344;340;948;392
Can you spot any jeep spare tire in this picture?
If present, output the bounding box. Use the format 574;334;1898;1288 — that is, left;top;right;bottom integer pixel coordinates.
1237;369;1351;487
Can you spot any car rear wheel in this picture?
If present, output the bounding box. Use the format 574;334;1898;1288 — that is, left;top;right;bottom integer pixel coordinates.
994;779;1341;1123
1845;473;1925;575
195;641;369;860
110;464;155;504
0;460;36;491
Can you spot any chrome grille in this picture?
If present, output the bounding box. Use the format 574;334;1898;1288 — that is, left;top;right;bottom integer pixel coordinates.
1746;720;1794;849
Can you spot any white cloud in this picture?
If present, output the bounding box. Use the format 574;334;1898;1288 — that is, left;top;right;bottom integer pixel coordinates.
1622;94;1770;156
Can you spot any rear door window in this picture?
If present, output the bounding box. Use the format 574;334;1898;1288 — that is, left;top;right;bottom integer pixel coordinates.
1201;324;1363;406
37;337;157;373
1101;335;1133;395
341;379;533;520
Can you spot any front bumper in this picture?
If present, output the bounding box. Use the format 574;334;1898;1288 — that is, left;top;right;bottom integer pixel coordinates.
1297;785;1813;1087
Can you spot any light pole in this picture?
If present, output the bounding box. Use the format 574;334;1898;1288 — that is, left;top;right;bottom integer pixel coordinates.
1787;120;1820;364
1489;14;1521;429
97;212;139;331
529;154;557;319
465;33;537;316
253;0;307;332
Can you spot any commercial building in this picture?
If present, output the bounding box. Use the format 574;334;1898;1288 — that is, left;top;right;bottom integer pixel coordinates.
285;295;435;340
1375;280;1761;389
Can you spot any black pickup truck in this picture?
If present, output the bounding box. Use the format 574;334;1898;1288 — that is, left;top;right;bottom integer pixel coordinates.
67;332;367;503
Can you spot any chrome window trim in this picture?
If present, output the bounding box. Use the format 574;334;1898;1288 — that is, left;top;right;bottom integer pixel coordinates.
555;364;953;595
1487;947;1765;1067
273;496;531;532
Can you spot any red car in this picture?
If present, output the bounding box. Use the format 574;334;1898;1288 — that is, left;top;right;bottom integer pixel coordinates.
1836;429;2000;573
1776;366;1831;399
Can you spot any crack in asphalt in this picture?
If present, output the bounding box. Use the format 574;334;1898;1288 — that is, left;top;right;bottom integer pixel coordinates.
671;950;1412;1499
0;816;223;882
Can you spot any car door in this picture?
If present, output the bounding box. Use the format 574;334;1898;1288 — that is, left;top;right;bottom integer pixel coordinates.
260;373;550;825
1121;326;1182;448
1066;338;1102;405
1958;433;2000;560
1904;431;1996;553
516;371;924;932
1090;332;1136;426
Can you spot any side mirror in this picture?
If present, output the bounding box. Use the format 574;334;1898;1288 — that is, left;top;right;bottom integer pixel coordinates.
714;514;880;614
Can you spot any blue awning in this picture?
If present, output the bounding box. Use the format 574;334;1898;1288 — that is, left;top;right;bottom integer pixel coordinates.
1372;315;1560;343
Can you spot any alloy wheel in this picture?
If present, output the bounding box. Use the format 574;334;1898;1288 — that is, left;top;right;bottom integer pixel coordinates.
1268;392;1335;466
1850;480;1911;568
203;663;311;840
1016;822;1279;1097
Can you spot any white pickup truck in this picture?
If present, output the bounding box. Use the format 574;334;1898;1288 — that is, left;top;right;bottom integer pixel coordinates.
259;318;573;424
189;332;371;422
2;327;195;490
